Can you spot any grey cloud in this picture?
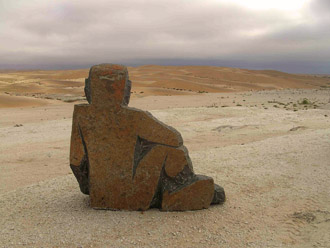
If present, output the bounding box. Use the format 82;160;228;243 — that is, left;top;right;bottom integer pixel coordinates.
0;0;329;73
310;0;330;14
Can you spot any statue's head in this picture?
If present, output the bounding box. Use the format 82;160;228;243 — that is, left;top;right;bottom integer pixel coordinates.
84;64;131;107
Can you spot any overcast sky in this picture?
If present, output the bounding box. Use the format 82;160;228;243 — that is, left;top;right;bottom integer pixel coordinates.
0;0;329;73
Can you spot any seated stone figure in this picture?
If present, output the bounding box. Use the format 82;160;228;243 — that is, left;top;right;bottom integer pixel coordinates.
70;64;225;211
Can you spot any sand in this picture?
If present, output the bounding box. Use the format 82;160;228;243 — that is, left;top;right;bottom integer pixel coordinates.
1;66;329;106
0;66;330;247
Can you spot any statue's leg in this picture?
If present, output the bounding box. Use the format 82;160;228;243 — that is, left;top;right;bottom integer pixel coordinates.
130;145;168;211
131;145;225;211
160;147;225;211
161;174;215;211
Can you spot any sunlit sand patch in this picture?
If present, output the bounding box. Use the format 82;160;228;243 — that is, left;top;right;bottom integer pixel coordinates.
0;94;49;108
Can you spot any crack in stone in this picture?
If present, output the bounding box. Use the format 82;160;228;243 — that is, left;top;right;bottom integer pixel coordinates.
161;164;196;194
149;155;168;208
132;136;157;179
99;75;116;81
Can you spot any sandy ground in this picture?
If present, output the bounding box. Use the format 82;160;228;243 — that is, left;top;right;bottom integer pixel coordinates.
0;85;329;247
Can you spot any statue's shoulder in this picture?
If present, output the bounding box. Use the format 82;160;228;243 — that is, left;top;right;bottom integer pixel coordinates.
73;104;90;116
122;106;152;119
74;103;89;109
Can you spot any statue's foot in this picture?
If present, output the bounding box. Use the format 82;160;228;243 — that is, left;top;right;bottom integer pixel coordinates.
161;175;215;211
212;184;226;205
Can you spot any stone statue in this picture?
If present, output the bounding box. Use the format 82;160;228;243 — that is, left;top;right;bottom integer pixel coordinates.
70;64;225;211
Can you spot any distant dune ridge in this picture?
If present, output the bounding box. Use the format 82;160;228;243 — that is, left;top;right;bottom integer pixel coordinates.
0;65;329;108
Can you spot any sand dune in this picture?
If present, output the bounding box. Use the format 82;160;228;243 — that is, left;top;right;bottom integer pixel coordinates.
1;66;329;108
0;94;50;108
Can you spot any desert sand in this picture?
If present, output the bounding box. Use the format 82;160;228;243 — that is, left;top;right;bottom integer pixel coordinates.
0;66;330;247
1;65;329;106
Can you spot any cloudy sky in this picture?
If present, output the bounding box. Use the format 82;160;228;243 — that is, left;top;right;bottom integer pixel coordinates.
0;0;329;73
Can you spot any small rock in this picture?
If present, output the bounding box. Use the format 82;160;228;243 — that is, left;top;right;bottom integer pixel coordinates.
289;126;306;132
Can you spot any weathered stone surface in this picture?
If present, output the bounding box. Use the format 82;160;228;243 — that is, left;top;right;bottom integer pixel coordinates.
70;63;225;211
162;175;214;211
212;184;226;205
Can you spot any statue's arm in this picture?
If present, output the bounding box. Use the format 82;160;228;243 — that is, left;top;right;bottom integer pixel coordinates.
137;111;183;147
